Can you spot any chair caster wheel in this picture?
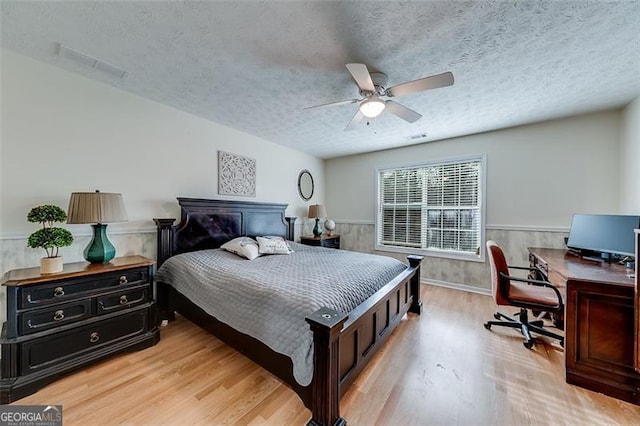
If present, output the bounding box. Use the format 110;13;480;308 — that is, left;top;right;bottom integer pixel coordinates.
484;323;491;330
493;313;500;320
523;341;533;349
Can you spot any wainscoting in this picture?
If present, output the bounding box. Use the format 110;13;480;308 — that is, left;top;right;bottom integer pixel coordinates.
0;222;562;320
333;221;568;294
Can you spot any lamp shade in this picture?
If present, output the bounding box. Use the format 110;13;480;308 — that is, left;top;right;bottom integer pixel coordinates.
67;191;128;224
308;204;327;219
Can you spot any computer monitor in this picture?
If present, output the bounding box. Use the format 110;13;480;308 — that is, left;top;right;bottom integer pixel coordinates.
566;214;640;258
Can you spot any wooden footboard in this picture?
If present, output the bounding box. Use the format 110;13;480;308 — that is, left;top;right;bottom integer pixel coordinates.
306;255;422;426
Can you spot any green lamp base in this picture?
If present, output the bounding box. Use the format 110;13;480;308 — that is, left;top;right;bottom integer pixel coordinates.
84;223;116;263
312;218;323;237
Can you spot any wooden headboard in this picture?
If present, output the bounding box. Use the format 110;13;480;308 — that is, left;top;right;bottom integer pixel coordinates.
154;198;296;267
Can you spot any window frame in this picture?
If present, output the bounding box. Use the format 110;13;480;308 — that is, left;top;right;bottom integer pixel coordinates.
374;154;487;262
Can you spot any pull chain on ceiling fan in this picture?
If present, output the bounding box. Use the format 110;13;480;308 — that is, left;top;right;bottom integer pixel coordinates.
304;63;454;131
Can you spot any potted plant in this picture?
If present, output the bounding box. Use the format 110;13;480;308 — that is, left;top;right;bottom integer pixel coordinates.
27;205;74;274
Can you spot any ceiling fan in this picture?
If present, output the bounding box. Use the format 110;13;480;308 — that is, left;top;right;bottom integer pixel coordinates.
304;63;454;131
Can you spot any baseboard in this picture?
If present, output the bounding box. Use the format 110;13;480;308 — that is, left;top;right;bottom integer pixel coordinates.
422;278;491;296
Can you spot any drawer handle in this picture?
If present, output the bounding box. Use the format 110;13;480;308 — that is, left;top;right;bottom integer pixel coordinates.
53;310;65;321
89;332;100;343
53;287;65;297
119;295;128;305
119;276;128;285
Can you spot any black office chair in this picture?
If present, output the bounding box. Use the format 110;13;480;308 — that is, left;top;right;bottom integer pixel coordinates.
484;241;564;349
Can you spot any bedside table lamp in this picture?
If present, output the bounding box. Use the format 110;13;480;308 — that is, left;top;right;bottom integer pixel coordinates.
308;204;327;237
67;191;128;263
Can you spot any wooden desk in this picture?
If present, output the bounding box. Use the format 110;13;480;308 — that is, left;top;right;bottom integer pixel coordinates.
529;247;638;404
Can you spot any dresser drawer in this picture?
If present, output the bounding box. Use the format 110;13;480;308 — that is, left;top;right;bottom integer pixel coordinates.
19;299;93;335
20;309;148;375
300;235;340;249
19;267;149;308
322;237;340;249
98;286;149;314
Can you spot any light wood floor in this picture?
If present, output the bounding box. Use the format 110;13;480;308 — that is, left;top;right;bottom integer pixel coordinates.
14;285;640;425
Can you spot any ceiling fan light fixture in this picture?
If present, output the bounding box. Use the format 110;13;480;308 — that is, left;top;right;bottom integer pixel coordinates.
359;97;386;118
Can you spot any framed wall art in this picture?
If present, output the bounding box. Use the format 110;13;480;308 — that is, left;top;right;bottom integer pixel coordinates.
218;151;256;197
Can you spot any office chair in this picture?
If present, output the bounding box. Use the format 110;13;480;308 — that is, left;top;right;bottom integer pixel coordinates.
484;240;564;349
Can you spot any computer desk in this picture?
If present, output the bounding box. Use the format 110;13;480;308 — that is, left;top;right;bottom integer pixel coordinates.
528;246;638;405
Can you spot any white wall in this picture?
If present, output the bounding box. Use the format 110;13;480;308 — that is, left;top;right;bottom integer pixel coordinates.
326;110;622;227
325;110;622;290
0;48;324;267
619;97;640;214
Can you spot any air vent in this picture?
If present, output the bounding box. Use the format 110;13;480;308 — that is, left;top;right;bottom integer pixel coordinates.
58;44;127;79
405;133;428;141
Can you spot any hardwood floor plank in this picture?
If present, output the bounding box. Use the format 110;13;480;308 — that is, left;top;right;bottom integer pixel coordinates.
12;284;640;425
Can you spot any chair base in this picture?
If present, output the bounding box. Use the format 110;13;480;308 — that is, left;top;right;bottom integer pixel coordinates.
484;308;564;349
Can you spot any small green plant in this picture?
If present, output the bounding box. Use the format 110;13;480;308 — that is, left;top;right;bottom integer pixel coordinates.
27;205;74;258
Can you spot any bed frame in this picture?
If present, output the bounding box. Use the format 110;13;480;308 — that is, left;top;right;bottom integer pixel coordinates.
154;198;423;426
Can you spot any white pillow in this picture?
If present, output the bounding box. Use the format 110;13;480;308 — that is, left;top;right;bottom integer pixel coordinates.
220;237;262;260
256;236;292;255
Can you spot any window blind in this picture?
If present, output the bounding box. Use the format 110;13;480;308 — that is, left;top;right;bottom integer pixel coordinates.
377;157;483;258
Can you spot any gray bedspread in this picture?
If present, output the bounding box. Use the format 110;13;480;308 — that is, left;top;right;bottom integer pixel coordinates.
155;242;407;386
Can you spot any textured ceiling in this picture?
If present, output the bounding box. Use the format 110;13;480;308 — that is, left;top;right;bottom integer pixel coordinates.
2;1;639;159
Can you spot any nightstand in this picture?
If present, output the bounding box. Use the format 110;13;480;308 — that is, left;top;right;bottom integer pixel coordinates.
300;234;341;249
0;255;160;403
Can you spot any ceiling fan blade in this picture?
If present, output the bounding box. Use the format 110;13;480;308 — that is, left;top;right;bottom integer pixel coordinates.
344;109;364;131
303;98;360;110
386;72;454;98
385;100;422;123
346;63;375;93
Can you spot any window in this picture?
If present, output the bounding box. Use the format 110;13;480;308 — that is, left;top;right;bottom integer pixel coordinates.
375;155;485;260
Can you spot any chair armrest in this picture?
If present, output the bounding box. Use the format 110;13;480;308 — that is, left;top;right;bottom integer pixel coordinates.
508;265;549;281
499;272;564;307
508;265;537;271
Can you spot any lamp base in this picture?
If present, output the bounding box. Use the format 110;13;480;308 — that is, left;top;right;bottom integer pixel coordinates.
312;218;323;237
84;224;116;263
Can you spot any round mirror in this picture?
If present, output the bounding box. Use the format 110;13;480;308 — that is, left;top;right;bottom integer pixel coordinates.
298;170;314;201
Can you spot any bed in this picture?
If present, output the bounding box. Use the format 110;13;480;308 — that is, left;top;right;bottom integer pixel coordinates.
154;198;423;426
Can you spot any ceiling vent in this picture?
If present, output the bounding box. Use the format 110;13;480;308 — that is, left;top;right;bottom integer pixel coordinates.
57;43;127;79
405;133;428;141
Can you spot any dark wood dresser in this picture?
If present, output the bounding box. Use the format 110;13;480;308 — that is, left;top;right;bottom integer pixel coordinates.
529;247;638;404
300;234;340;249
0;256;160;403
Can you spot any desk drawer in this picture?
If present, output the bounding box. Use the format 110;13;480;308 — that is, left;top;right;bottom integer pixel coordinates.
19;299;92;335
20;309;148;374
19;267;149;308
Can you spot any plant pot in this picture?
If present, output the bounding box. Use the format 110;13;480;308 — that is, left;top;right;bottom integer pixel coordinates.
41;257;63;274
